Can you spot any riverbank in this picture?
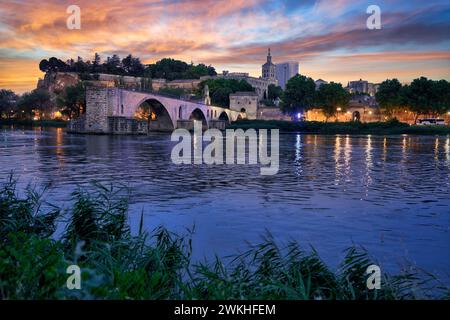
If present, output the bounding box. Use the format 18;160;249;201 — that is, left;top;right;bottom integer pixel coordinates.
228;119;450;135
1;176;447;300
0;119;67;128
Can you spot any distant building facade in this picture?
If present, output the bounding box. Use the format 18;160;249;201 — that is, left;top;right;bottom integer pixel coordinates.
347;79;380;96
347;79;369;94
275;62;299;89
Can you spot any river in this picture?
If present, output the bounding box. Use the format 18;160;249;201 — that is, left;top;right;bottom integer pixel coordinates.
1;126;449;283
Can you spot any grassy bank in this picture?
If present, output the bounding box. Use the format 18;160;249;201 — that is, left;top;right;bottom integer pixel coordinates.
0;119;68;128
0;176;448;300
228;119;450;135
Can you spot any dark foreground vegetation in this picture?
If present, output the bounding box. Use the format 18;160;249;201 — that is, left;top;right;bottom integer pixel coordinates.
0;176;448;300
228;119;450;135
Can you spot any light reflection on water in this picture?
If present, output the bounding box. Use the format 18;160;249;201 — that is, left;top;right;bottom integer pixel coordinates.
1;127;449;282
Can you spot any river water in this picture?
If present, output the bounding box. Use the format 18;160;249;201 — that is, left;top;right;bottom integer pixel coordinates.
1;127;449;282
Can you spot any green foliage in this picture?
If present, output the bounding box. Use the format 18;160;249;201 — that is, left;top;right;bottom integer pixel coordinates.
400;77;450;123
376;79;402;118
198;79;254;107
0;175;59;243
0;176;447;300
0;89;17;119
268;84;283;101
40;55;217;79
56;82;86;119
315;82;350;121
146;58;216;80
280;75;316;114
16;89;52;120
64;183;130;249
0;232;67;299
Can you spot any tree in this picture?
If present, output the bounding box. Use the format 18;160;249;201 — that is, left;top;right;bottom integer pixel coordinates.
92;53;101;73
57;82;86;119
211;87;233;107
72;56;89;73
280;75;316;115
197;78;254;107
268;84;283;101
0;89;18;119
122;54;144;76
39;57;67;73
400;77;435;124
315;82;350;121
145;58;216;80
430;79;450;117
105;55;122;74
375;79;402;118
16;89;52;120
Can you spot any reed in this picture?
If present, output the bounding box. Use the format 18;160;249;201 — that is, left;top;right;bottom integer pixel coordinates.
0;176;447;300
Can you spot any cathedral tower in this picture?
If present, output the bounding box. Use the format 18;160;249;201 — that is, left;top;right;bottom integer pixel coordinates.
262;48;276;80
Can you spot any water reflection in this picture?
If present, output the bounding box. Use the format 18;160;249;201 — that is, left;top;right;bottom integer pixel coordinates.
364;135;373;191
0;127;449;283
294;134;302;176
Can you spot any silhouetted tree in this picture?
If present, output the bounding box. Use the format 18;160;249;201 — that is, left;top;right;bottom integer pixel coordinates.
400;77;450;123
268;84;283;101
315;82;350;121
0;89;18;119
57;82;86;119
376;79;402;118
280;75;316;115
16;89;52;120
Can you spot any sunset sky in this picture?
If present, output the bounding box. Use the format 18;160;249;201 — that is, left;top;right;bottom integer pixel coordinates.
0;0;449;93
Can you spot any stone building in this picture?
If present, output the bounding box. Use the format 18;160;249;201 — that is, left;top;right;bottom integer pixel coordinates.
229;92;259;120
262;48;276;80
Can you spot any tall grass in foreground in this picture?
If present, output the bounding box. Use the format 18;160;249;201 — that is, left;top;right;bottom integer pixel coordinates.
0;176;448;300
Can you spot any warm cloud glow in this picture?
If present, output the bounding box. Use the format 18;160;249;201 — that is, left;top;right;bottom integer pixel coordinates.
0;0;449;93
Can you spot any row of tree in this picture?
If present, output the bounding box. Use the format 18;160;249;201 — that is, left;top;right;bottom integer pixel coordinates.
376;77;450;122
0;83;86;121
278;75;449;122
280;75;350;121
39;54;217;80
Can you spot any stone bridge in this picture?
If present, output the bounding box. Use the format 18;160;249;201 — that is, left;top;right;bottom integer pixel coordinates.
71;87;242;134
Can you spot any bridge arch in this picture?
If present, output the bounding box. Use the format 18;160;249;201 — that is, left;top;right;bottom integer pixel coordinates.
134;98;174;131
189;108;208;128
218;111;230;123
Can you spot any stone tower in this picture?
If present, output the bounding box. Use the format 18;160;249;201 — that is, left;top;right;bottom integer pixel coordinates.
262;48;276;80
203;84;211;105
